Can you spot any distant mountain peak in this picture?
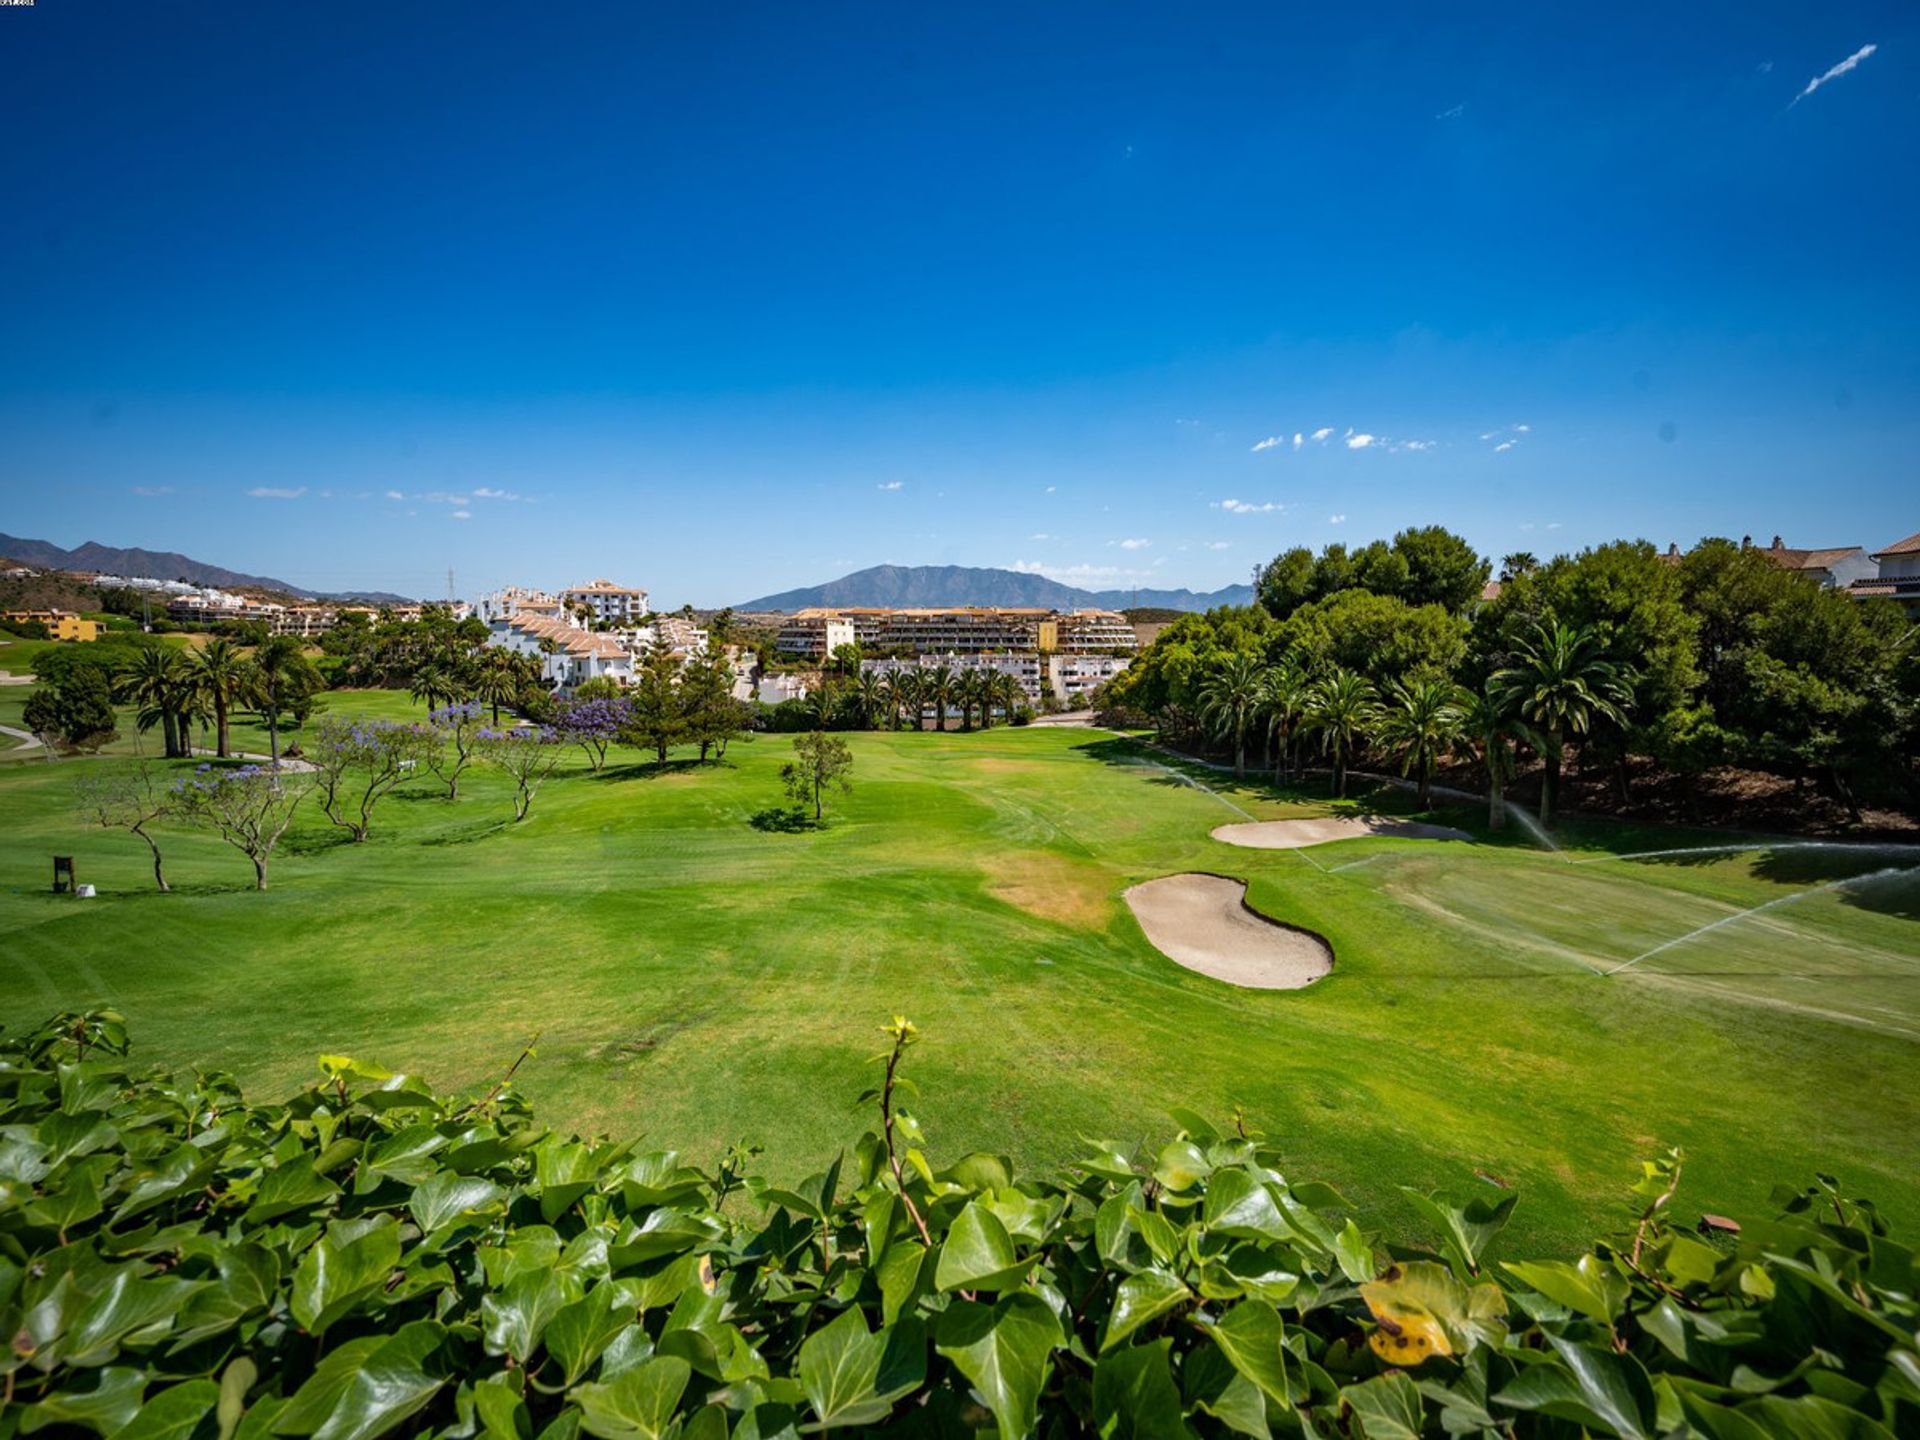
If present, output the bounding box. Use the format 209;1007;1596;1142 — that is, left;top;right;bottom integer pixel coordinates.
0;531;414;606
736;563;1252;613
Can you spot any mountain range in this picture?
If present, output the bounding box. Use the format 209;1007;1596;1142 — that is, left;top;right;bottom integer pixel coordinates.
0;533;414;606
737;564;1253;613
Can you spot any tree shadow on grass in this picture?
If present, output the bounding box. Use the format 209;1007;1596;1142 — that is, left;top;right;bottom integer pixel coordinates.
418;818;516;847
591;759;707;783
750;806;820;834
280;828;359;858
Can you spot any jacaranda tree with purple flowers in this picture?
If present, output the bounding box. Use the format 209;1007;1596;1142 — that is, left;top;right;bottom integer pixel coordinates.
553;695;633;772
310;715;440;843
479;725;567;821
170;764;311;889
426;700;487;799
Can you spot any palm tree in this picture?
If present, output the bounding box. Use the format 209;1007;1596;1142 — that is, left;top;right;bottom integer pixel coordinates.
248;634;308;770
1301;666;1379;799
887;670;916;731
924;664;955;733
409;661;458;713
1490;620;1633;827
1498;552;1540;583
1258;658;1310;785
116;646;190;758
186;638;249;759
854;670;887;731
473;649;520;725
986;671;1021;728
1198;652;1266;776
956;671;984;732
1377;677;1467;809
1459;684;1535;831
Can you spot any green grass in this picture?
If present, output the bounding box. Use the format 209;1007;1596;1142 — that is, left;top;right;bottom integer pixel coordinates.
3;692;1917;1257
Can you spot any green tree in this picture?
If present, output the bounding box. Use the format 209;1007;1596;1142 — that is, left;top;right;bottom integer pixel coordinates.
1197;651;1267;776
781;731;854;821
1258;657;1311;783
1458;683;1534;831
115;645;192;759
1392;525;1490;612
474;649;527;724
1255;546;1316;619
1302;666;1379;799
1491;620;1633;827
76;758;174;892
923;664;955;734
1376;677;1467;809
624;649;686;762
248;635;321;770
186;638;249;759
1276;589;1467;689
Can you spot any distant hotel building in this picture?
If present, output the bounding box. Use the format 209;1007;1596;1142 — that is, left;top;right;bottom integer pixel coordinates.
775;606;1138;659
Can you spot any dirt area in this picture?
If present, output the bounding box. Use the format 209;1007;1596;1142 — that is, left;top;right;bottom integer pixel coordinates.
1210;816;1471;849
1123;874;1333;989
982;851;1112;928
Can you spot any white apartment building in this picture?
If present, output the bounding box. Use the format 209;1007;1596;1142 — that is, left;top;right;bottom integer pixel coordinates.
563;579;651;625
477;586;566;624
486;612;634;690
1046;653;1131;704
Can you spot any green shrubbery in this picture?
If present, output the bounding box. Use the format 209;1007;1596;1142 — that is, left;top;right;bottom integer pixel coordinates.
2;1012;1914;1438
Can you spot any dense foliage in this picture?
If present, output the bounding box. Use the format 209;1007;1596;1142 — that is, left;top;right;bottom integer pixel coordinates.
3;1012;1914;1439
1108;532;1919;821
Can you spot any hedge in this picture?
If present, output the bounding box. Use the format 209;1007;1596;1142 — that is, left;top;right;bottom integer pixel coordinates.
1;1012;1914;1438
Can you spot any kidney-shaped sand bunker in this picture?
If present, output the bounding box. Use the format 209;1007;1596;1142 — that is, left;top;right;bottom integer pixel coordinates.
1124;874;1333;990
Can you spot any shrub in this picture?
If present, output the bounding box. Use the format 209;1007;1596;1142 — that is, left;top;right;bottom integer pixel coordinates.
2;1013;1915;1437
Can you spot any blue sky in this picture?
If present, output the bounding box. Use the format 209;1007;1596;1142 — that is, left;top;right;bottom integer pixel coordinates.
1;2;1914;604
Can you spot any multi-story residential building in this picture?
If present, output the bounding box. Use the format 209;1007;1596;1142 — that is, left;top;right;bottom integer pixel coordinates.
775;606;1138;658
2;609;102;642
166;591;289;629
486;612;635;690
477;587;566;624
1046;653;1131;704
611;616;710;663
563;579;651;625
757;673;813;706
862;651;1045;700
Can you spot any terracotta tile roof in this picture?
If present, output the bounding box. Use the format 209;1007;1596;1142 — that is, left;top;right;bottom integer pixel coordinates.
1759;539;1867;571
1871;531;1920;558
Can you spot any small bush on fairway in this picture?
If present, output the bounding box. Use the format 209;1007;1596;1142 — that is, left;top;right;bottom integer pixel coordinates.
3;1011;1914;1439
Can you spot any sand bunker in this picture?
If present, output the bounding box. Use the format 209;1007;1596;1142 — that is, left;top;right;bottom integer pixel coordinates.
1124;874;1333;989
1211;816;1470;849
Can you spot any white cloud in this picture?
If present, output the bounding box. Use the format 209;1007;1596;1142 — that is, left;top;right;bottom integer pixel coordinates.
1310;427;1334;442
1250;435;1284;452
1757;60;1773;74
1435;103;1465;120
1213;498;1284;514
1391;439;1436;452
1791;43;1876;106
451;510;472;521
472;486;523;501
1546;521;1563;530
1328;513;1347;524
1008;559;1153;584
877;480;903;491
418;490;469;506
1292;432;1304;450
1044;485;1057;493
130;485;172;497
1494;440;1516;452
1205;541;1232;551
1514;423;1531;433
384;489;405;501
1345;433;1377;449
247;486;306;499
1030;532;1052;541
1115;538;1152;550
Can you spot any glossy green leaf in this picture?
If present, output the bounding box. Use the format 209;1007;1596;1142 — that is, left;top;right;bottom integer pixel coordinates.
935;1293;1061;1440
574;1356;693;1440
934;1200;1027;1292
1100;1268;1190;1352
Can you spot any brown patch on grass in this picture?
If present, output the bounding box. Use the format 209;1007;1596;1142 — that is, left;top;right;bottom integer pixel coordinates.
973;757;1048;777
981;851;1113;928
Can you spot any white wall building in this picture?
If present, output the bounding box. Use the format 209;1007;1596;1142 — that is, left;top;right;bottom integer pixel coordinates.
486;612;634;690
563;579;651;625
1046;653;1130;704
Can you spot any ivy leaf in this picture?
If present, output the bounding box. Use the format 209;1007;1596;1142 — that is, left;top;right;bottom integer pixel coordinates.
65;1272;207;1366
1205;1299;1289;1405
1339;1372;1424;1440
1100;1269;1191;1353
246;1158;341;1223
934;1201;1027;1292
875;1241;926;1326
408;1174;505;1236
795;1308;925;1429
310;1321;451;1440
1398;1187;1517;1277
575;1356;693;1440
935;1293;1061;1440
17;1366;146;1436
1502;1255;1629;1324
270;1337;385;1435
105;1380;220;1440
1181;1344;1269;1439
546;1285;633;1387
1494;1336;1657;1440
481;1267;579;1363
1202;1168;1287;1242
1091;1340;1195;1440
1332;1220;1374;1283
289;1217;402;1337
